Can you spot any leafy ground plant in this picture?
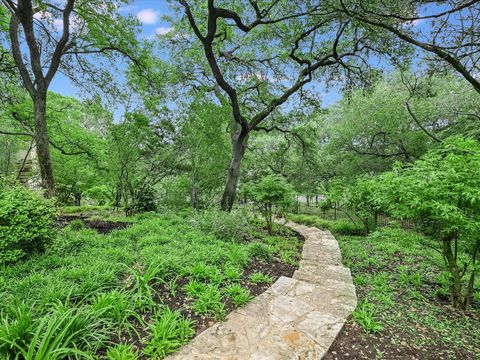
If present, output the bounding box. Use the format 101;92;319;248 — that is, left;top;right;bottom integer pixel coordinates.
319;226;480;360
224;284;253;307
143;308;195;358
0;212;301;357
249;272;273;284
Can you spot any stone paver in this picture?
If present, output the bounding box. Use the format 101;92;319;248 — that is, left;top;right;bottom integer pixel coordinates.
166;220;356;360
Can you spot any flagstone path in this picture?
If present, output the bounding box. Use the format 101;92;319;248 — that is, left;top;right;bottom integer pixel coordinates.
167;221;357;360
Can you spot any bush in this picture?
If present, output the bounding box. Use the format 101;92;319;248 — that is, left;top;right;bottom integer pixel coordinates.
0;184;56;264
194;208;253;242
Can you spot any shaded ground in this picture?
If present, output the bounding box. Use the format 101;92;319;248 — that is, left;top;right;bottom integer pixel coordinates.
56;214;130;234
322;230;480;360
121;242;303;359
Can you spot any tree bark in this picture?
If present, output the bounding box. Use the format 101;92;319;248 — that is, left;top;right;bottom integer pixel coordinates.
220;130;247;211
442;235;464;309
34;93;55;198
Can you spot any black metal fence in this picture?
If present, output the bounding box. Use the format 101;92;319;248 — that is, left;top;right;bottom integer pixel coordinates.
293;194;416;229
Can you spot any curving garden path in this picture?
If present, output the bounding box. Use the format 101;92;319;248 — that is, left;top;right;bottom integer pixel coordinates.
167;221;357;360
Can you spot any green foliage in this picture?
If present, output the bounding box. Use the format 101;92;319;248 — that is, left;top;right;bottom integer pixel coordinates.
106;344;138;360
224;284;253;307
194;208;253;242
0;184;55;264
191;285;225;320
352;300;383;334
223;264;243;282
344;176;381;234
183;279;208;298
376;137;480;309
337;226;480;355
249;272;273;284
126;185;158;215
289;214;364;236
246;174;294;234
92;290;141;336
68;219;85;231
127;264;162;310
0;303;109;359
247;242;274;261
143;308;195;358
0;208;300;356
0;302;34;358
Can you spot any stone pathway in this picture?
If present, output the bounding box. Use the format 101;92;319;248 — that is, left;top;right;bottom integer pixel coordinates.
167;221;357;360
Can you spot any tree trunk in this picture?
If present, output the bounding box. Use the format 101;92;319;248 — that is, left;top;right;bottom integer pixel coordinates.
442;235;464;309
34;93;55;198
221;130;247;212
75;193;81;206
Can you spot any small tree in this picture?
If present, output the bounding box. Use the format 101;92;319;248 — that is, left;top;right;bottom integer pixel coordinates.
247;175;294;235
376;137;480;309
345;176;381;235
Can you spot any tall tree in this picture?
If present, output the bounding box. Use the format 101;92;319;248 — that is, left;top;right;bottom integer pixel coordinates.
338;0;480;94
1;0;140;197
174;0;402;211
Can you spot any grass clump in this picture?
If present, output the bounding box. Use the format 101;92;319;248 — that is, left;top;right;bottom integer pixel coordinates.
224;284;252;307
191;285;225;320
106;344;138;360
143;308;195;358
249;272;273;284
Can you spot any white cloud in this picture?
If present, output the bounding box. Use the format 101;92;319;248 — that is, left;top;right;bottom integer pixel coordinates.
137;8;160;25
155;26;173;35
53;18;64;31
119;5;139;13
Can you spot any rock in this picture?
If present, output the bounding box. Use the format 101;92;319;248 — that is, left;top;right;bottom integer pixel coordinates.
166;221;357;360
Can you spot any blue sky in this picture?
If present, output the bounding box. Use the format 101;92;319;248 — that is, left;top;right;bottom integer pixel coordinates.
48;1;437;119
49;0;346;117
49;1;173;119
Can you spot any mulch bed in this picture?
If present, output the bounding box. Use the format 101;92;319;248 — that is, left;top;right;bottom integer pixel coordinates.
117;228;305;359
324;246;480;360
324;314;477;360
56;215;130;234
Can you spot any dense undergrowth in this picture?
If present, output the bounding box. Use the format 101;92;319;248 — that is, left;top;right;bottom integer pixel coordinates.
0;209;301;359
291;214;480;359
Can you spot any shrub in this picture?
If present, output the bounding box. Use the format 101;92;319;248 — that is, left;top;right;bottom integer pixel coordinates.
131;185;158;214
329;220;364;236
0;184;56;265
68;219;85;231
194;208;253;242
